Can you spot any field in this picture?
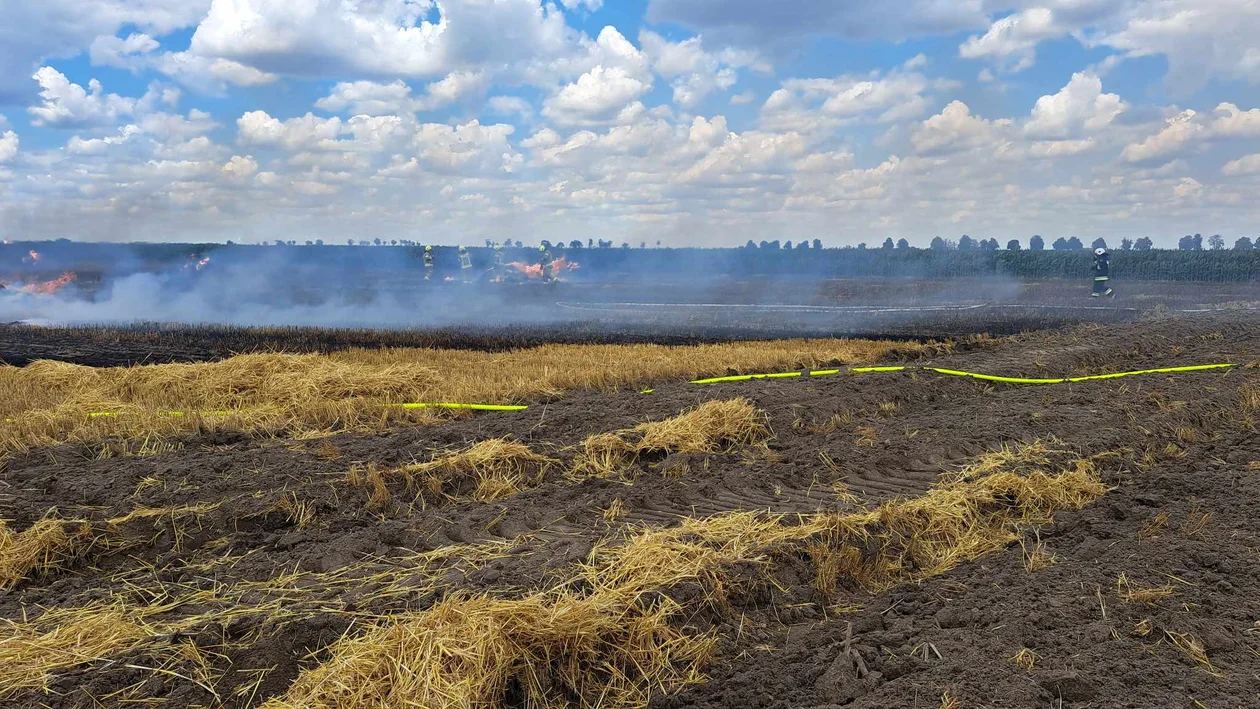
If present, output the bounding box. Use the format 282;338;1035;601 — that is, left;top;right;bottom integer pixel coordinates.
1;309;1259;708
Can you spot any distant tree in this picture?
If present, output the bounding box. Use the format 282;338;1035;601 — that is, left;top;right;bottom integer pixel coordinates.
1208;234;1225;250
390;240;397;246
1051;237;1069;251
656;240;661;247
957;234;974;251
796;240;808;250
981;238;999;251
515;240;523;247
1235;236;1254;250
1006;239;1021;251
881;237;895;250
1120;238;1132;251
896;238;910;249
812;238;822;250
1091;238;1107;250
315;239;324;246
745;240;757;249
569;240;583;249
346;239;356;246
1066;236;1084;250
1193;233;1203;250
640;242;646;248
784;240;793;250
359;240;370;246
857;242;868;250
929;236;947;250
371;238;380;246
274;239;285;246
1134;237;1153;251
305;240;313;246
588;238;594;248
1178;235;1195;250
621;242;630;249
1029;235;1044;251
758;240;769;249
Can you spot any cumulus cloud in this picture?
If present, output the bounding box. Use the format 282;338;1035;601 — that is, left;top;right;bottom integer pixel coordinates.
761;70;940;134
1221;153;1260;176
27;68;138;128
541;28;653;127
912;101;1011;155
1121;109;1204;162
0;130;17;162
1210;102;1260;137
639;31;762;109
959;8;1064;72
237;111;345;151
1024;72;1126;139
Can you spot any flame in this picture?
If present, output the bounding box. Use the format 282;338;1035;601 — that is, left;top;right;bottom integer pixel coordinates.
22;250;40;264
20;272;77;295
196;256;211;271
508;257;579;280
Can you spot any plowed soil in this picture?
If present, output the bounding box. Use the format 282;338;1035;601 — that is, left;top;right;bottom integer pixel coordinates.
2;313;1258;708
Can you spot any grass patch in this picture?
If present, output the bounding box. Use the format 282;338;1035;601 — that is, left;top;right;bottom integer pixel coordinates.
0;518;92;590
394;439;558;505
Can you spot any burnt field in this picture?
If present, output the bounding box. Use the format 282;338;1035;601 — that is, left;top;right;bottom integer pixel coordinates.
2;277;1255;367
1;311;1258;709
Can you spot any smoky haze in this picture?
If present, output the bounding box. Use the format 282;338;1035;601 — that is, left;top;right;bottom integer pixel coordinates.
0;242;1046;333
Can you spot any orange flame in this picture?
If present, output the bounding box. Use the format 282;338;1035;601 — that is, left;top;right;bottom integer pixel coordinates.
22;250;40;264
508;257;579;280
20;272;77;295
196;256;211;271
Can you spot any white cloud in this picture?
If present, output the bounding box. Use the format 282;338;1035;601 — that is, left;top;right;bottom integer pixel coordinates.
761;70;938;133
1025;72;1126;139
640;30;759;109
27;67;138;128
316;80;415;116
188;0;579;82
543;66;651;126
560;0;603;10
488;95;534;120
221;154;259;181
0;130;17;162
959;8;1064;72
729;91;756;106
1121;109;1204;162
1210;102;1260;137
1222;153;1260;176
0;1;211;100
237;111;345;151
912;100;1010;154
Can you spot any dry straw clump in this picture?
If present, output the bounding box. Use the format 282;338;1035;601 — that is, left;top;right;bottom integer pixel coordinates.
0;518;92;590
261;592;714;709
0;605;159;699
263;443;1106;709
0;338;922;455
578;398;770;476
394;439;559;504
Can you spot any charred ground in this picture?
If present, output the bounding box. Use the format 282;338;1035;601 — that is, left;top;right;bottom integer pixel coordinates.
1;312;1257;708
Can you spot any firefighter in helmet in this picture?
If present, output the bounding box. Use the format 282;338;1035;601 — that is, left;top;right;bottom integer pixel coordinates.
493;243;507;282
1091;248;1114;298
539;244;554;283
423;245;434;281
459;245;473;283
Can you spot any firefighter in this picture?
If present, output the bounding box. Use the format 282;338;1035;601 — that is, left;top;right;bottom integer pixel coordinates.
1091;248;1114;298
423;245;434;281
459;245;473;283
539;244;554;283
493;243;507;282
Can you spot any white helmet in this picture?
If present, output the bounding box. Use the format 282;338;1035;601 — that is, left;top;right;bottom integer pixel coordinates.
1094;247;1107;256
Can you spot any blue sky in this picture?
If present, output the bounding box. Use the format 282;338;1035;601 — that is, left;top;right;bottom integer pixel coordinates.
1;1;1259;246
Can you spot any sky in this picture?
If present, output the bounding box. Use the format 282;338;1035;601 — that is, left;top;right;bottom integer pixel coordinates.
0;1;1259;247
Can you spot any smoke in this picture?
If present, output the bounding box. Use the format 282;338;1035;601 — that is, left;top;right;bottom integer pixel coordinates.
0;243;1035;335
